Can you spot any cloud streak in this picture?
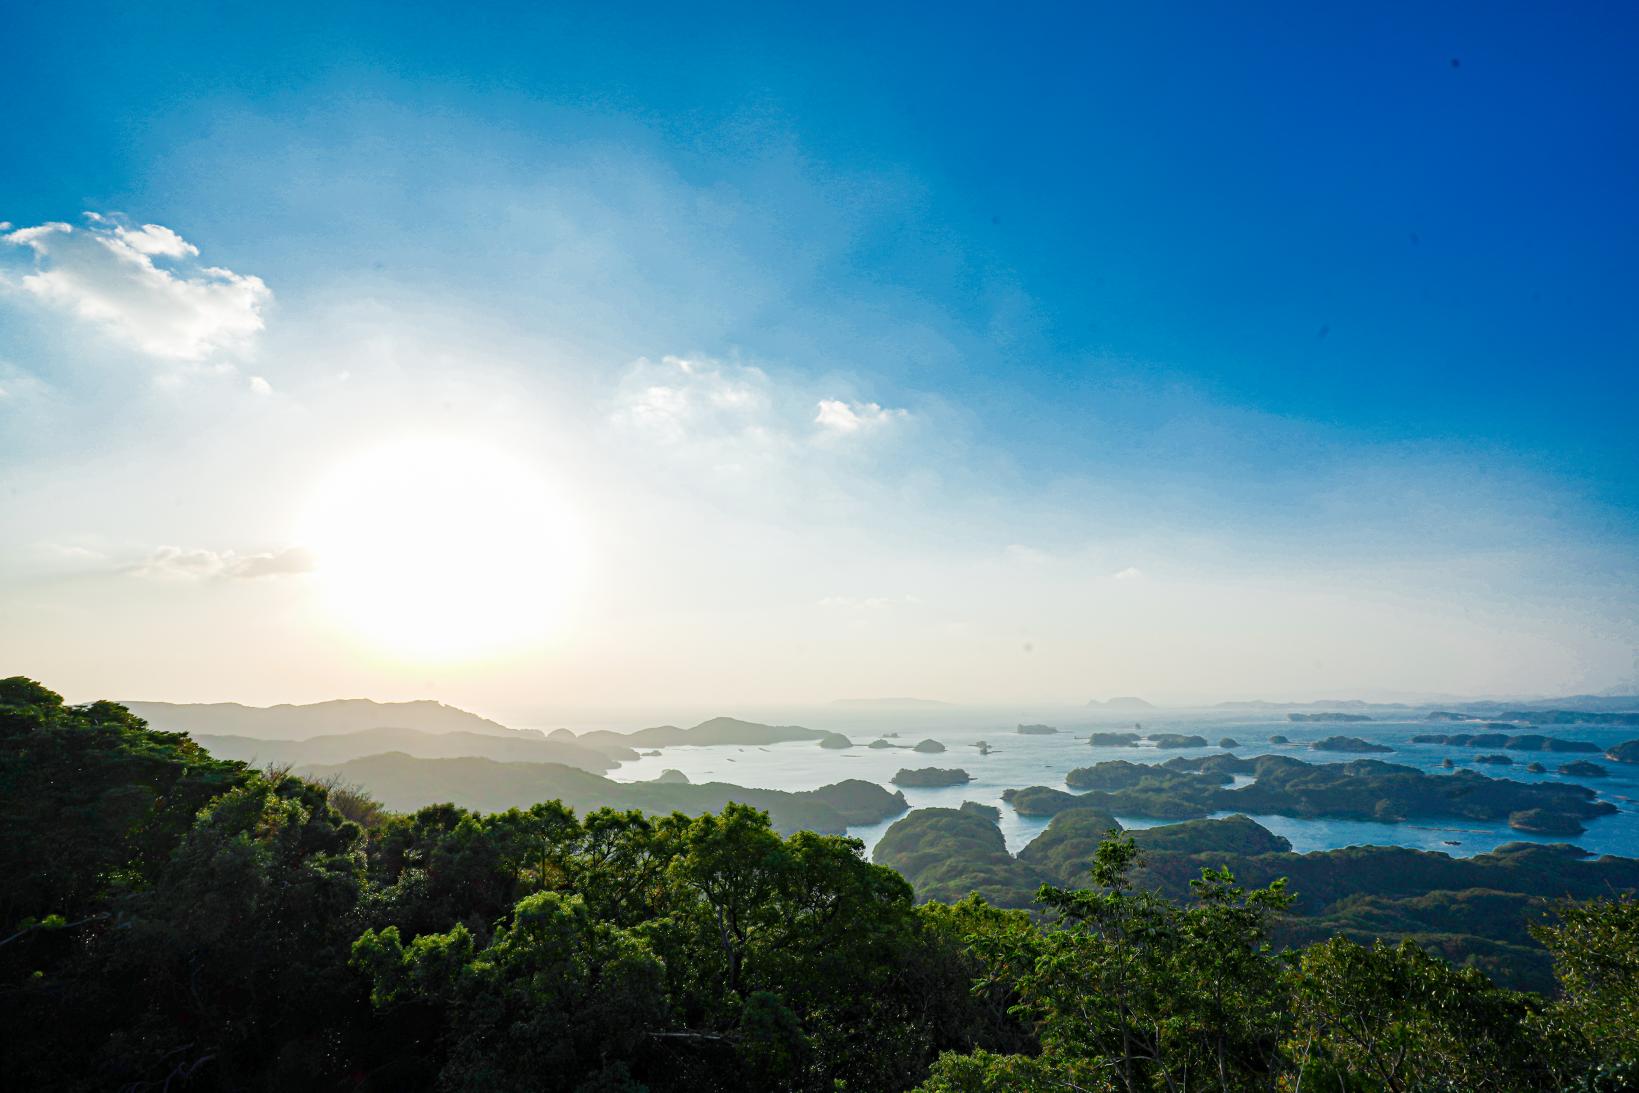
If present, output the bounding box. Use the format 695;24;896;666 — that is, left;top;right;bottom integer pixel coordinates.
814;398;908;434
613;355;910;450
1;214;271;361
130;546;315;582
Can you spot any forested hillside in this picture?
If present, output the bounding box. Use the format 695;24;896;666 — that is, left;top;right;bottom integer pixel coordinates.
3;677;1635;1092
875;806;1639;992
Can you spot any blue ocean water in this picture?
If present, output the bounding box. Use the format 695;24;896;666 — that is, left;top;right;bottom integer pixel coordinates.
596;710;1639;860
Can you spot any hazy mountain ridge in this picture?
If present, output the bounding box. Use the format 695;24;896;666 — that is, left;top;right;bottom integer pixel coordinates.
830;697;951;709
124;697;518;740
572;715;834;749
195;726;632;772
1087;696;1156;709
299;752;907;833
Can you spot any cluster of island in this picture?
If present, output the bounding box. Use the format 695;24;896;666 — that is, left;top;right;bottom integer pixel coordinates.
1003;752;1615;835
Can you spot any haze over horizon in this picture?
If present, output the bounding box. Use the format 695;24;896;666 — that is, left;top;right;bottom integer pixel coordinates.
4;3;1637;712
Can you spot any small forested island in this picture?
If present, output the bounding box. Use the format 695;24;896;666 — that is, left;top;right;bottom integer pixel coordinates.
1288;712;1373;722
1413;732;1601;753
1559;760;1607;777
1016;722;1058;735
1147;732;1209;748
197;723;636;770
3;678;1636;1092
1509;808;1586;835
1607;739;1639;763
891;766;974;787
1428;709;1639;727
911;738;945;753
1219;736;1240;748
577;715;840;749
1311;735;1394;753
1476;754;1515;765
1088;731;1142;746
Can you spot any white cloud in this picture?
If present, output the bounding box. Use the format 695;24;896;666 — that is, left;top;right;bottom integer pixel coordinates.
814;398;908;434
248;375;273;396
131;545;315;581
1;213;271;361
1112;566;1144;581
613;357;910;456
102;219;199;260
612;355;772;445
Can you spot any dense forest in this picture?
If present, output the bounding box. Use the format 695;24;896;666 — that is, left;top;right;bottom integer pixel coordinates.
3;677;1636;1091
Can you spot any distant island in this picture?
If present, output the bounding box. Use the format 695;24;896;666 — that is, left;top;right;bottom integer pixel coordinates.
1016;723;1058;735
575;715;836;750
1607;740;1639;763
1087;696;1156;710
301;752;908;833
1288;712;1373;723
890;767;973;787
1413;732;1600;753
1213;698;1404;711
1426;709;1639;727
1311;736;1394;754
1088;731;1142;747
194;724;634;772
1148;733;1209;749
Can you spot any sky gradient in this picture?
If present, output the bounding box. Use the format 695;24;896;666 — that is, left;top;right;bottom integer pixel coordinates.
2;2;1636;718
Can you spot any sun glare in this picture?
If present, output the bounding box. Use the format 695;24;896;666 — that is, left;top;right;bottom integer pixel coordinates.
303;438;582;661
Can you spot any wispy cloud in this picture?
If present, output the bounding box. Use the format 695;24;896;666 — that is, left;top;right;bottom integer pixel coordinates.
817;593;922;611
130;545;315;581
1005;544;1051;565
1;213;271;361
612;354;909;452
611;355;773;446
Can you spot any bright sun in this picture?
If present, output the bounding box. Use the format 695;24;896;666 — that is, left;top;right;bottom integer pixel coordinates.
303;438;582;662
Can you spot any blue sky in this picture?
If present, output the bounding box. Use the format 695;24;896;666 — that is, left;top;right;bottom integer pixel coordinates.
2;2;1636;711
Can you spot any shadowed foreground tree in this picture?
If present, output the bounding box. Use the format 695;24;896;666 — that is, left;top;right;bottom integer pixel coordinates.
918;831;1621;1093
